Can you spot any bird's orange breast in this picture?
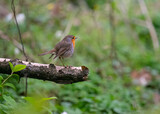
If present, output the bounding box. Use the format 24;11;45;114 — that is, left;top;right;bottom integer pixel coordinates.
72;39;75;48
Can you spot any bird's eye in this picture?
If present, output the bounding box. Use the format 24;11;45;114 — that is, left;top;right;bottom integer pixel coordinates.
72;36;75;39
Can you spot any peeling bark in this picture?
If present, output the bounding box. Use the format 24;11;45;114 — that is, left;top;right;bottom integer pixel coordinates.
0;58;89;84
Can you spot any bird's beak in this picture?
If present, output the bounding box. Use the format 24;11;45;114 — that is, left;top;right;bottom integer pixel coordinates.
75;37;78;39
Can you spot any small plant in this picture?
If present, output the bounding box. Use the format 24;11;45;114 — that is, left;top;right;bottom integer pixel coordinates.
0;62;57;114
0;62;26;96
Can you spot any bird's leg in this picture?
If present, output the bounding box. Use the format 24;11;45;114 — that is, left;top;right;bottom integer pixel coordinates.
59;57;65;67
49;54;54;59
62;57;69;68
62;57;68;67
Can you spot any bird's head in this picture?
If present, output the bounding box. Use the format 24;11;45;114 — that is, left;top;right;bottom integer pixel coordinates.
63;35;77;48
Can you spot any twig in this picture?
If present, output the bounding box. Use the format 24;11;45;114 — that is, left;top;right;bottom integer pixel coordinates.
0;30;22;50
108;0;117;59
0;58;89;84
108;0;124;76
0;30;34;61
11;0;28;60
138;0;159;50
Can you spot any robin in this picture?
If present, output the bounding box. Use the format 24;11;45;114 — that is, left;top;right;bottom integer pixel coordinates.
39;35;77;66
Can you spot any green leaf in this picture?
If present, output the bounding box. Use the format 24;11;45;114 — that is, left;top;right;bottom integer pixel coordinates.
0;86;2;94
12;74;20;83
0;76;3;83
3;95;17;106
23;97;33;102
9;62;14;72
0;76;3;80
13;64;26;72
42;97;57;101
23;96;57;102
3;83;16;90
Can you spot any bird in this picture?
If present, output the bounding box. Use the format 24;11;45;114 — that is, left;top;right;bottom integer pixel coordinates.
39;35;77;66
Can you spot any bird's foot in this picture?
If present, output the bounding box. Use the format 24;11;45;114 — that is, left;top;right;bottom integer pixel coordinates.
64;65;71;68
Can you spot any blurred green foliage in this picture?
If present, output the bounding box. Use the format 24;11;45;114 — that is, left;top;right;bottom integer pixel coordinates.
1;0;160;113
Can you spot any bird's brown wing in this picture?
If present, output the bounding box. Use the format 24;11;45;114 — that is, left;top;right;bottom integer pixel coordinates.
53;41;71;59
55;40;70;51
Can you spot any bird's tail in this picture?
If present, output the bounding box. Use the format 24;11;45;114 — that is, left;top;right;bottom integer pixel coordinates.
38;49;56;56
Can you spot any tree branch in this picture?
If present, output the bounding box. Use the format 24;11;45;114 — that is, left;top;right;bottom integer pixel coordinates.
0;30;34;61
0;58;89;84
138;0;159;50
